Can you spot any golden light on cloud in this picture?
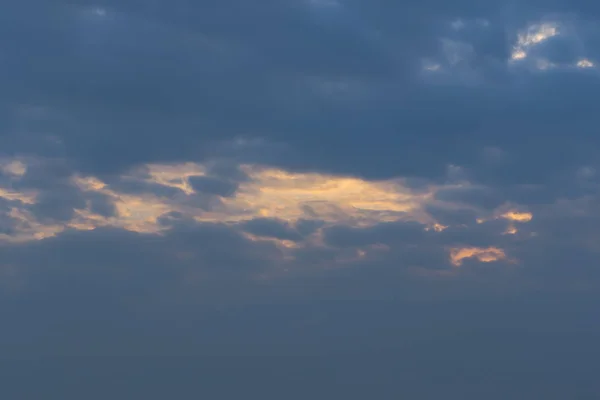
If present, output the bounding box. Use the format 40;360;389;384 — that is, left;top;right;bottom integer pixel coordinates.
0;207;63;243
510;22;563;70
0;188;37;205
511;23;559;61
0;161;466;252
450;247;507;267
143;162;207;194
499;210;532;235
0;159;528;270
511;49;527;60
228;166;437;228
73;176;106;191
510;23;595;72
45;163;444;243
501;211;533;223
70;179;173;234
476;208;533;234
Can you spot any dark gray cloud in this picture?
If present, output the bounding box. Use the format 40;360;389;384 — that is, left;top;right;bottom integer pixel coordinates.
86;191;117;217
1;0;599;184
2;0;600;397
295;218;326;236
188;176;238;197
323;221;430;248
0;210;18;236
0;199;599;397
239;218;303;242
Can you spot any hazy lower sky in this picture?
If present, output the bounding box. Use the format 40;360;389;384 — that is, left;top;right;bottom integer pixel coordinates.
2;1;600;398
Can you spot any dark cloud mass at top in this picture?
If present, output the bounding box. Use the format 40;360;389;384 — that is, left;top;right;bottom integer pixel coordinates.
1;0;600;398
1;0;599;180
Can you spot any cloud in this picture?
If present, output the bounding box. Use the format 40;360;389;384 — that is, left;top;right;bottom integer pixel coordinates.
187;175;238;197
239;218;304;242
0;156;545;285
1;0;598;286
1;0;599;184
0;157;538;269
449;246;508;266
2;2;600;396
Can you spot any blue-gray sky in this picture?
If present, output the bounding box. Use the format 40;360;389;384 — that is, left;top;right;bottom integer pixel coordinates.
2;1;600;398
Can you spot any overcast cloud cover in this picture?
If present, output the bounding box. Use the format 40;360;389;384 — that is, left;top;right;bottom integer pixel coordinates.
1;0;600;398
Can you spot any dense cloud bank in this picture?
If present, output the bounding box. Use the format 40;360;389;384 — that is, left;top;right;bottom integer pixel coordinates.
1;1;600;398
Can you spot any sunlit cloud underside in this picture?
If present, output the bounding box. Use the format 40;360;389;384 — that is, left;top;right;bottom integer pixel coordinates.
0;159;533;268
423;18;597;78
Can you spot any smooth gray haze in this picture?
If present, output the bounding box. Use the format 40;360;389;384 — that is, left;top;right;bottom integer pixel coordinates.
1;0;600;398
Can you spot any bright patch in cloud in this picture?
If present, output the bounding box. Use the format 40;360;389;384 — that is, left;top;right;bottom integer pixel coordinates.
476;208;533;235
0;188;36;205
501;211;533;223
577;58;594;68
0;161;453;243
511;22;560;61
422;61;442;72
0;160;27;177
0;159;534;268
231;166;437;226
450;247;507;267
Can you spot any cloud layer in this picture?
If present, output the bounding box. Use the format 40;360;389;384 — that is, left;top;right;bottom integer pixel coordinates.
2;1;600;398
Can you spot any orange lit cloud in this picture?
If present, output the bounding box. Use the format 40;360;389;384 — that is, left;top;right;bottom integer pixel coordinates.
450;247;507;267
228;166;438;226
0;207;64;243
0;160;524;268
69;163;448;237
499;210;533;235
500;211;533;223
477;207;533;235
0;188;37;205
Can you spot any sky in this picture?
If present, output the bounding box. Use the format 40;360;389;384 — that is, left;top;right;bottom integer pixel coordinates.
1;0;600;398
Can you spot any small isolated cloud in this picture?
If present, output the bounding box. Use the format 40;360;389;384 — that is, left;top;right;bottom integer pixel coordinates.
0;159;27;177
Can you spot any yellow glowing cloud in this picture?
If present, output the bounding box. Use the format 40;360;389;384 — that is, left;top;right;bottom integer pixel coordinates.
477;208;533;234
498;210;532;235
225;166;437;227
0;160;523;269
69;164;443;242
511;23;559;61
500;211;533;223
0;162;453;249
450;247;507;267
143;162;207;194
72;175;173;233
